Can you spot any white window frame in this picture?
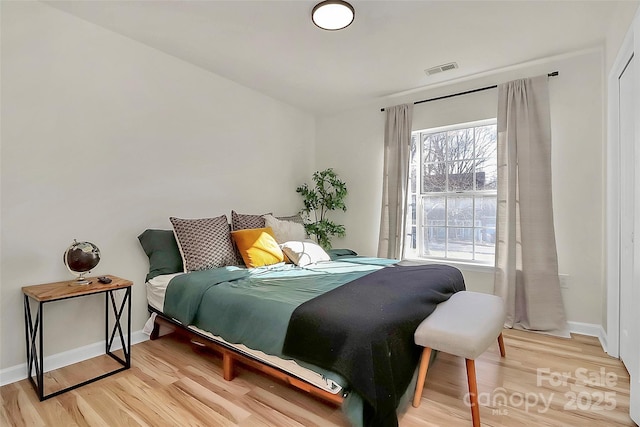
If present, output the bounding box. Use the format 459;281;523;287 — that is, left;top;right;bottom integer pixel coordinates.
407;118;497;266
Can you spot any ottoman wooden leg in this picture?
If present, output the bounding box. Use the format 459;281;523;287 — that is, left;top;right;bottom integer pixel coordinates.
498;333;506;357
412;347;432;407
466;358;480;427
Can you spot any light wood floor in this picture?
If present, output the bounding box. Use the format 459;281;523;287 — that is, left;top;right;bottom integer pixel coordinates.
1;329;635;426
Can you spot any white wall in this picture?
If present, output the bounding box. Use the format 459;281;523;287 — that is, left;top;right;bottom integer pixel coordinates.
316;49;605;326
0;1;315;370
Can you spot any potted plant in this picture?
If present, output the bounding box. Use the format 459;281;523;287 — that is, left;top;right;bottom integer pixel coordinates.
296;168;347;249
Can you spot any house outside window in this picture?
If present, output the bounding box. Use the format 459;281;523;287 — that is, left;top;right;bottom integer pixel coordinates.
405;119;497;264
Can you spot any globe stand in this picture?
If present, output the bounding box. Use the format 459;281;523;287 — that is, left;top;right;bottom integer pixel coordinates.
72;272;91;285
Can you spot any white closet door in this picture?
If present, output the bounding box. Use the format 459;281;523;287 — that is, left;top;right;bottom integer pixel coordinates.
619;30;640;421
618;56;635;373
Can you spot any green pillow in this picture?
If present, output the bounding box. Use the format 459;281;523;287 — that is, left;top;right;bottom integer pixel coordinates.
328;248;358;260
138;229;184;281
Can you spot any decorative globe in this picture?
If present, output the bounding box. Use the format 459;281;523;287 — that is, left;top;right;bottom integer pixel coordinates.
63;240;100;284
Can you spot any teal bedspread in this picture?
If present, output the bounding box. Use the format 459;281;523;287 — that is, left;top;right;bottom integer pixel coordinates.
164;258;395;357
162;257;399;425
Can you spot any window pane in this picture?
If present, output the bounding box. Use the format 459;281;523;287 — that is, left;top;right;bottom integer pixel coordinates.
447;161;474;191
475;229;495;262
447;197;473;227
475;125;497;190
475;195;496;259
408;194;416;226
422;227;445;258
475;125;497;158
422;132;447;163
423;163;446;192
474;196;496;230
447;128;474;161
423;196;445;226
447;227;473;260
475;231;496;262
409;135;418;193
406;225;417;250
475;157;497;190
409;163;417;194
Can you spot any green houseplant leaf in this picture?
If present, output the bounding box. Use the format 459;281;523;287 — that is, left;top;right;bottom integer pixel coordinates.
296;168;347;249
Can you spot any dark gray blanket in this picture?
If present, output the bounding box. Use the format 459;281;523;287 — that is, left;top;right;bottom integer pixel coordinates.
282;264;465;427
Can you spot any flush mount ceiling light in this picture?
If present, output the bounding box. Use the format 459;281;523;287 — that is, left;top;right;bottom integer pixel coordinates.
312;0;355;31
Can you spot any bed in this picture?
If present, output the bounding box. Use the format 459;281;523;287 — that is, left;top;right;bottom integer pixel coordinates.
139;214;465;427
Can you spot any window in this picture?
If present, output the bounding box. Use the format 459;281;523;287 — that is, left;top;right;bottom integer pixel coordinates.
405;119;497;264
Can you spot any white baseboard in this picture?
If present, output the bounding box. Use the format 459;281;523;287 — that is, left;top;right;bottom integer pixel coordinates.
0;330;149;387
568;321;607;352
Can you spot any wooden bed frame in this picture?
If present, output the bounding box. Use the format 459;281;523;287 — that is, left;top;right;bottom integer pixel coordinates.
148;307;345;406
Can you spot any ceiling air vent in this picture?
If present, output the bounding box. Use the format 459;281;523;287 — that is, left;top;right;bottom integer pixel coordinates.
425;62;459;76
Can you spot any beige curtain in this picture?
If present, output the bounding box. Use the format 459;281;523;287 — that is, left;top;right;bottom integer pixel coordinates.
378;104;413;259
494;76;569;337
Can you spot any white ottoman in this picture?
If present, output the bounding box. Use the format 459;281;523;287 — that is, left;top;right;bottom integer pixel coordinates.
413;291;506;427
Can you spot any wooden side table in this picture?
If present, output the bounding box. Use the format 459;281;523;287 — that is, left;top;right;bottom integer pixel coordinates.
22;275;133;401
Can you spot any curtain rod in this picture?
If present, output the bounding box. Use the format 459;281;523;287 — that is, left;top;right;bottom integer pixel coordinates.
380;71;559;112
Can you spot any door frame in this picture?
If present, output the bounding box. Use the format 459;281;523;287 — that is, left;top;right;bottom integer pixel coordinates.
606;14;635;360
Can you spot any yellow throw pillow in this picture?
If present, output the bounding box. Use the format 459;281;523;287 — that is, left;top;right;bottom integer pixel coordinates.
231;227;285;268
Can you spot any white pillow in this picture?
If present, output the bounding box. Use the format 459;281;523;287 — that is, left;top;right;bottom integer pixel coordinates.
280;240;331;267
263;214;306;243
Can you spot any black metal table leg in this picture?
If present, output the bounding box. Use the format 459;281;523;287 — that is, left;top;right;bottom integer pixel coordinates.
106;287;131;367
24;295;44;400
